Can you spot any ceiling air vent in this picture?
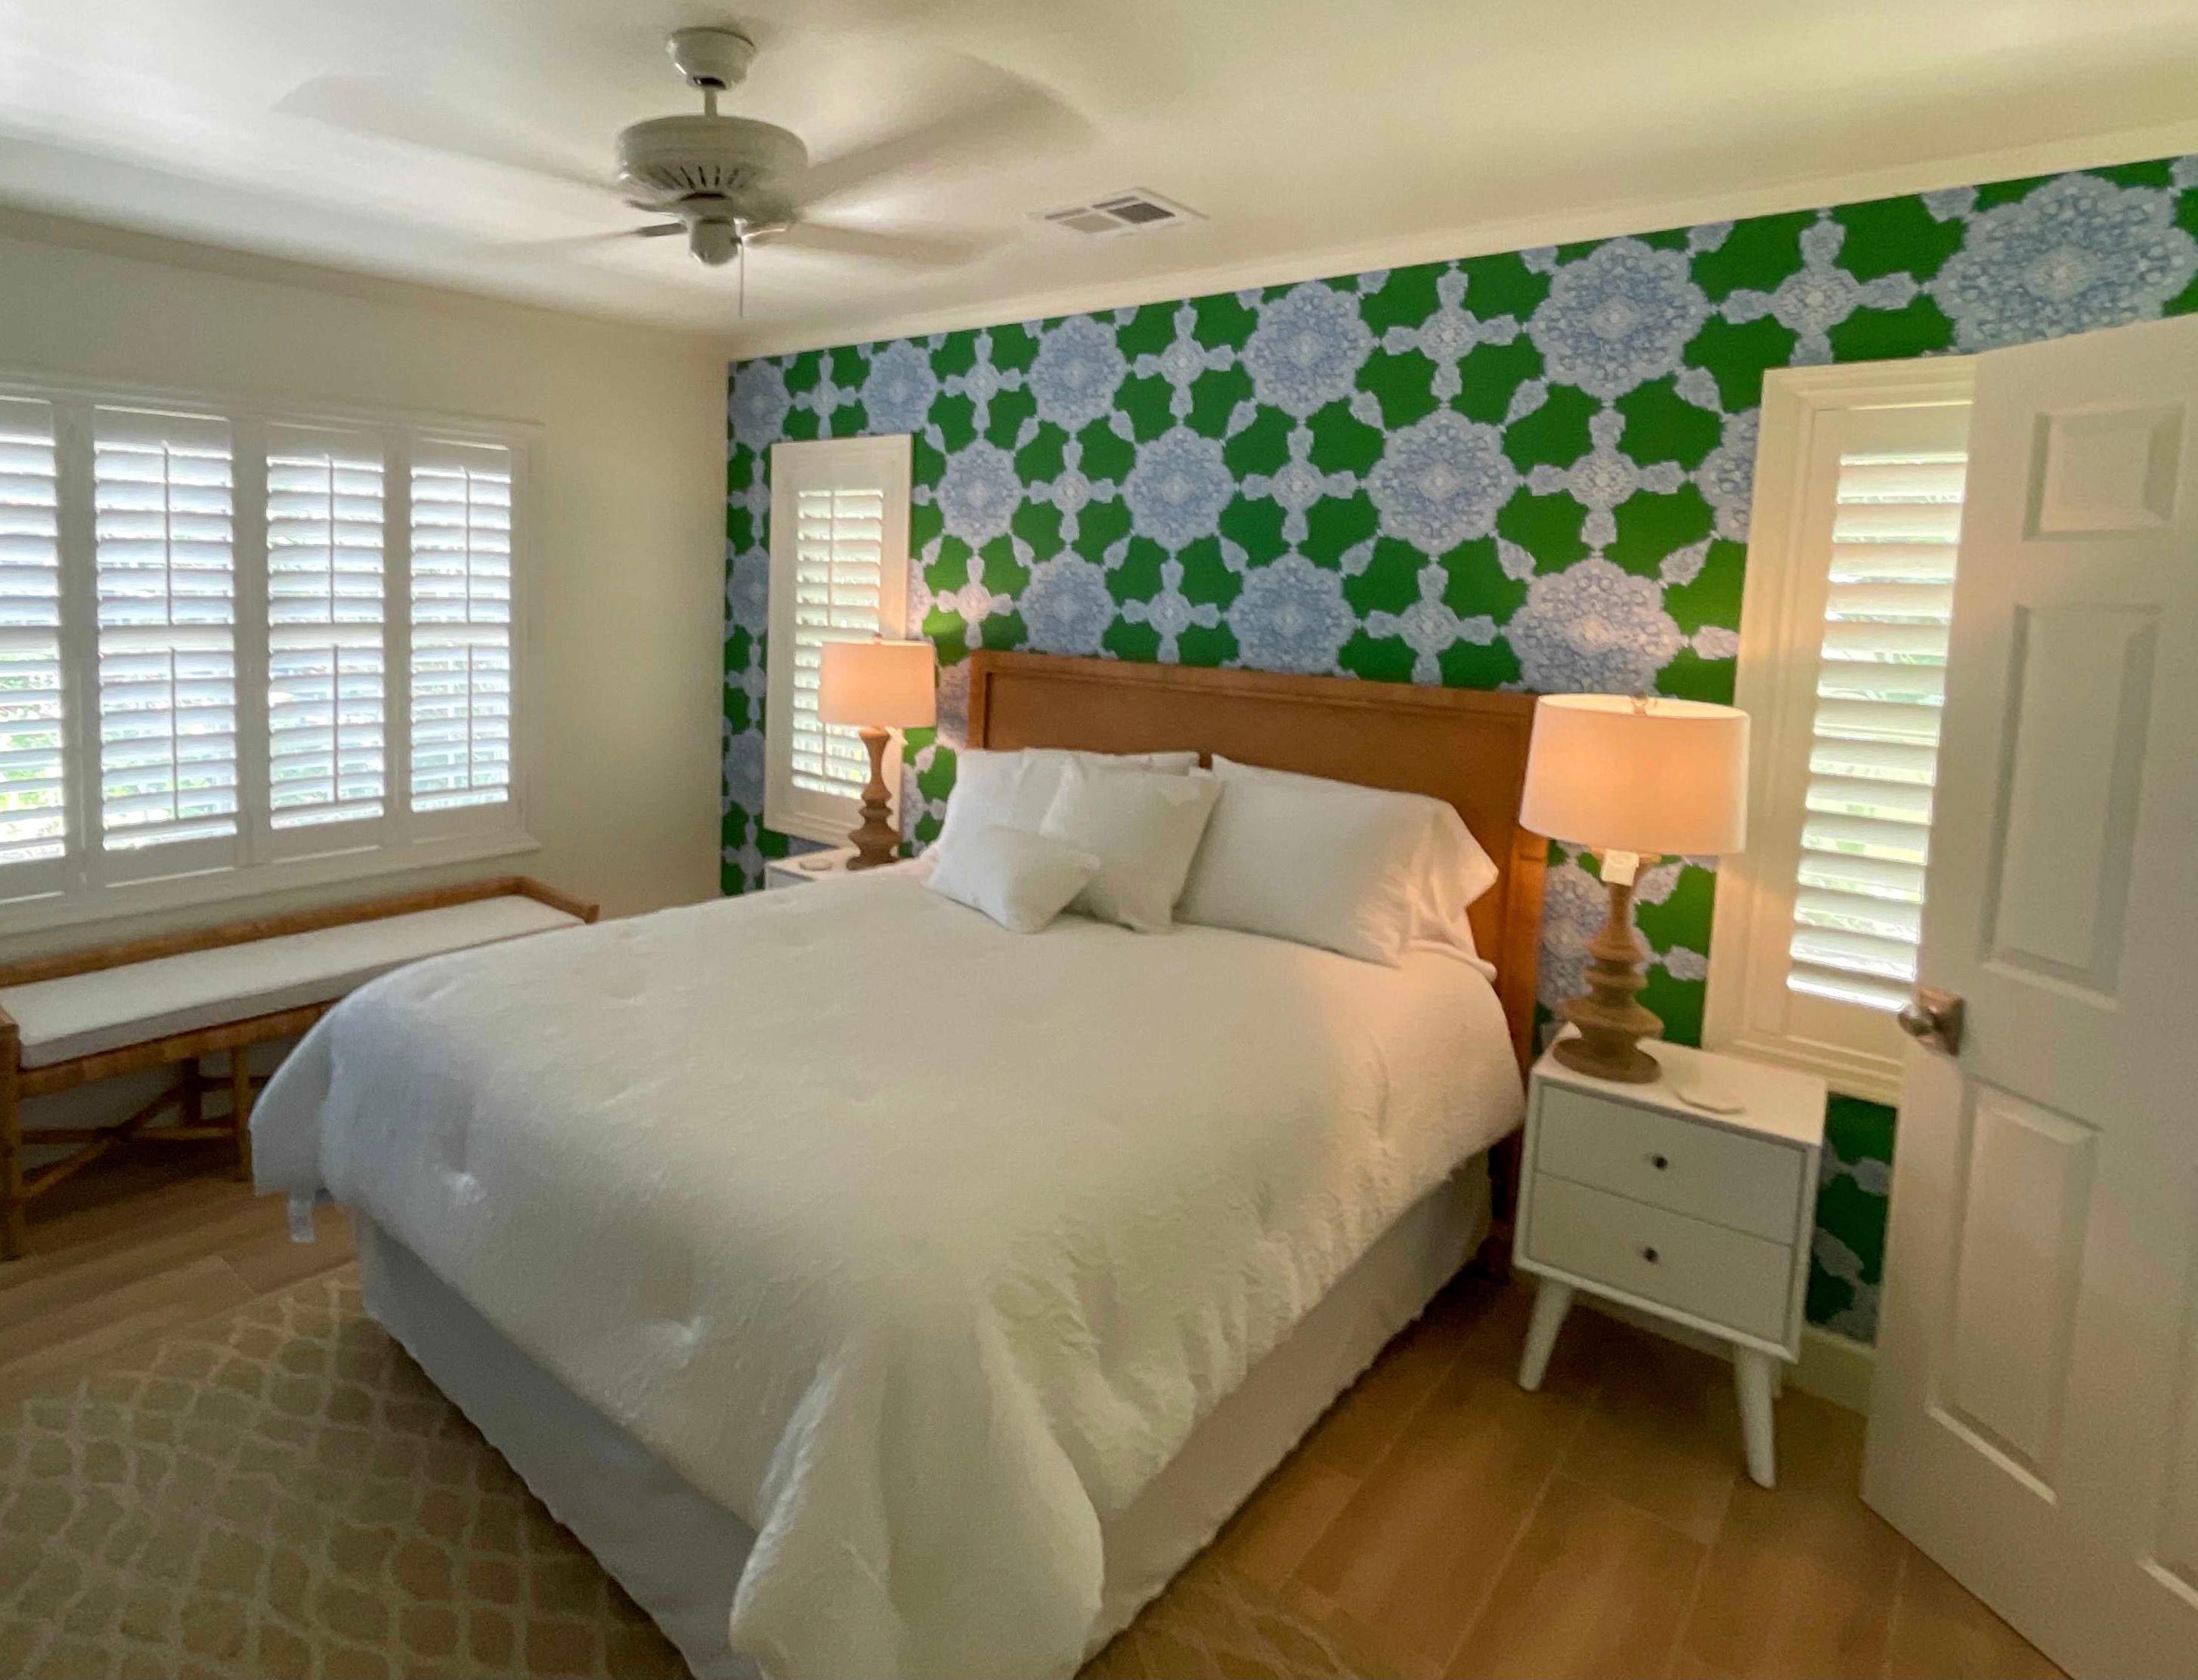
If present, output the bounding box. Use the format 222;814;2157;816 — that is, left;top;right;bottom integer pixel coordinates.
1036;190;1203;239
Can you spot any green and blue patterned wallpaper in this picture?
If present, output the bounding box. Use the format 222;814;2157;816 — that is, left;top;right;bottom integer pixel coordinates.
726;155;2198;1340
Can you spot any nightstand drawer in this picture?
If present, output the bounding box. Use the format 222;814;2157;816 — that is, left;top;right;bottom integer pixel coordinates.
1526;1176;1795;1344
1535;1084;1805;1242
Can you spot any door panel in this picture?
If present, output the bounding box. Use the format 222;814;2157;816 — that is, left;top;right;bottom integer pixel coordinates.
1986;604;2155;991
2155;1237;2198;1599
1941;1087;2095;1487
2030;403;2184;535
1866;313;2198;1678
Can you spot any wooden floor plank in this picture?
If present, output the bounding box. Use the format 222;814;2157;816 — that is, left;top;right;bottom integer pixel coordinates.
1212;1443;1362;1592
1556;1320;1742;1545
1446;1476;1707;1679
1295;1357;1588;1672
1884;1552;2063;1680
0;1253;254;1403
1671;1395;1912;1680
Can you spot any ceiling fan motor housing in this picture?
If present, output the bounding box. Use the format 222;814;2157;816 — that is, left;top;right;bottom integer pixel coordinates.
616;114;807;206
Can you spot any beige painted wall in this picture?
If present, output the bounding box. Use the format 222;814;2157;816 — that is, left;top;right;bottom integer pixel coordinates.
0;210;732;954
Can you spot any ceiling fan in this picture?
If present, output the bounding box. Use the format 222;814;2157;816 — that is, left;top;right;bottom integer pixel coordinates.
615;26;868;272
277;25;1085;287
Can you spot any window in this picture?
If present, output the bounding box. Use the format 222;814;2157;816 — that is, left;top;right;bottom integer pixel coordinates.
410;441;513;815
0;376;533;933
0;397;67;884
764;435;912;843
1704;360;1974;1101
265;424;385;837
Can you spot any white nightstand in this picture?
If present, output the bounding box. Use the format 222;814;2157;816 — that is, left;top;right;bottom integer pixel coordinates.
1512;1035;1825;1487
762;846;861;890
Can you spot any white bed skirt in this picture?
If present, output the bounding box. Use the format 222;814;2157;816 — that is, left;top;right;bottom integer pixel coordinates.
355;1156;1491;1678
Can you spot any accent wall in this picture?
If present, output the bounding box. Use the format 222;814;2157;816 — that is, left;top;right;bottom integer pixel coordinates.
725;154;2198;1340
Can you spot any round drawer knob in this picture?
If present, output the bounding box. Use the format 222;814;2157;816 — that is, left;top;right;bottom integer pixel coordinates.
1649;1153;1670;1171
1641;1245;1660;1264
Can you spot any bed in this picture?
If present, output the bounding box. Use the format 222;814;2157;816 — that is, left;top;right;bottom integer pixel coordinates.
253;651;1548;1679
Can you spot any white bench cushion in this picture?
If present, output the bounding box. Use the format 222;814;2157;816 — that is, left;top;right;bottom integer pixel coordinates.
4;896;584;1069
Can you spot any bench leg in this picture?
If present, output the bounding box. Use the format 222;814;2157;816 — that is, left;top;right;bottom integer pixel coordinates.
182;1056;203;1128
228;1053;252;1183
1;1034;22;1261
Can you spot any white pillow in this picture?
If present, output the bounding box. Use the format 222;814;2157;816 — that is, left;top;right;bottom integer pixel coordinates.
1178;758;1499;967
924;825;1102;933
1038;761;1221;933
1410;799;1503;964
931;747;1200;867
1177;769;1426;964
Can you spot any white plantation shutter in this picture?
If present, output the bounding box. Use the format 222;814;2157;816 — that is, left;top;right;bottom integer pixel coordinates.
1705;367;1974;1103
91;407;238;858
790;486;888;798
0;377;530;930
1788;448;1962;1011
410;441;512;813
0;398;66;875
765;435;912;843
266;426;385;832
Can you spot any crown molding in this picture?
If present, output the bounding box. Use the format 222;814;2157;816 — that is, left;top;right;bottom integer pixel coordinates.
725;116;2198;361
0;202;744;355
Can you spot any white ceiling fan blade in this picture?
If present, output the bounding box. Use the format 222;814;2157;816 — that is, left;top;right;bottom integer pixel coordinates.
274;73;615;194
477;224;684;258
767;221;1002;268
797;61;1086;212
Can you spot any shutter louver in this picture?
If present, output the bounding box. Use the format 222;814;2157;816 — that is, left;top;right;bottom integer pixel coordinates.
0;398;65;868
789;486;885;800
410;443;512;812
1787;447;1964;1012
267;429;385;830
92;407;237;852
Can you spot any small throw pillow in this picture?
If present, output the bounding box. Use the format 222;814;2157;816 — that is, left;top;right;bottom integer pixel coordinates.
1177;769;1429;964
1038;761;1221;933
931;747;1200;869
925;825;1103;933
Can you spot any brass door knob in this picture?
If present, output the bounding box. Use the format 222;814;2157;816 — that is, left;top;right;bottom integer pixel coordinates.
1897;986;1964;1055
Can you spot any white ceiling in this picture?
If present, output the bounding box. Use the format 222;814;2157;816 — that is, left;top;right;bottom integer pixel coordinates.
1;0;2195;354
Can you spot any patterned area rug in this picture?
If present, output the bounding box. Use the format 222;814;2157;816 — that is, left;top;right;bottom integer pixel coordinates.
0;1269;1384;1678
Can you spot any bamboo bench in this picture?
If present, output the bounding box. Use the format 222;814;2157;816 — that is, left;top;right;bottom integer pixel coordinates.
0;875;598;1260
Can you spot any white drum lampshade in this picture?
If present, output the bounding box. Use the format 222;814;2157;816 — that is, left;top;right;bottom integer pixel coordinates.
1521;694;1749;859
1520;695;1751;1083
816;639;936;871
818;638;937;732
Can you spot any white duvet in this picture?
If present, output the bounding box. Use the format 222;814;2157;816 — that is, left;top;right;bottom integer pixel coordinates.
252;871;1523;1678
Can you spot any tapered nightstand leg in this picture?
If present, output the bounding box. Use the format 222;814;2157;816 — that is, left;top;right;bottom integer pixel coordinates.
1518;1279;1574;1391
1733;1347;1778;1487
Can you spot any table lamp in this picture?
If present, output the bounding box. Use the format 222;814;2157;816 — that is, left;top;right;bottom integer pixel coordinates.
817;637;937;871
1520;694;1750;1083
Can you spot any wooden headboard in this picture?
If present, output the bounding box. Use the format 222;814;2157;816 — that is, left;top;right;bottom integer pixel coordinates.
964;651;1546;1070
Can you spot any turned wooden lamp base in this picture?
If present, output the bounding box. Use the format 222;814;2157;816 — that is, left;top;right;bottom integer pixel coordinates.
844;726;902;872
1549;850;1665;1084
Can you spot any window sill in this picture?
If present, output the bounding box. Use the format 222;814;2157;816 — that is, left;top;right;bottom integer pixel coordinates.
0;830;542;943
1704;1023;1906;1106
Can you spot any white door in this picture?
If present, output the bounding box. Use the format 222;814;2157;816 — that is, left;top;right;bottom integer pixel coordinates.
1865;311;2198;1677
